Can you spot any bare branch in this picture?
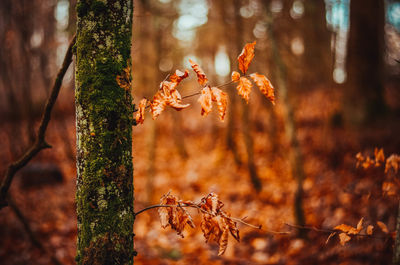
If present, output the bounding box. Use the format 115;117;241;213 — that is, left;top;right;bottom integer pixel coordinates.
0;35;76;209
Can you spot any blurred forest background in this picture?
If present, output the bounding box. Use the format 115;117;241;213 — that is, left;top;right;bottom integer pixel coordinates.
0;0;400;264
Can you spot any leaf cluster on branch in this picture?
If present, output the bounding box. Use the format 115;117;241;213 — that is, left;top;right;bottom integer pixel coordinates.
157;192;241;256
127;41;275;125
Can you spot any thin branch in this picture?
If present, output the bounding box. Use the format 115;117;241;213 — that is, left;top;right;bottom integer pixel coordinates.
8;194;63;265
285;223;389;239
0;35;76;209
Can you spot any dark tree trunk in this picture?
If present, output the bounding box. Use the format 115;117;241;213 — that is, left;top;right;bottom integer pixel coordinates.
75;0;135;264
345;0;386;124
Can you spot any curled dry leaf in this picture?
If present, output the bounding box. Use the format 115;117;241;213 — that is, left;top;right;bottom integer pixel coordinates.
237;41;256;74
211;87;228;121
151;91;168;119
198;86;213;116
367;225;374;235
250;73;275;105
385;154;400;173
189;59;208;85
158;193;195;237
374;147;385;166
199;193;239;256
339;233;351;246
377;221;389;234
135;98;147;124
151;80;190;119
231;71;241;82
236;77;252;103
169;69;189;84
334;217;363;235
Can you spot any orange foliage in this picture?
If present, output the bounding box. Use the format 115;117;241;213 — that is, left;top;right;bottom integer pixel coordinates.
189;59;208;85
237;41;256;74
250;73;275;105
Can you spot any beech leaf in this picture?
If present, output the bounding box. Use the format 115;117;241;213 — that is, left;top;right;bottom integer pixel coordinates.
135;98;147;124
231;71;241;82
250;73;275;105
189;59;208;85
198;86;213;116
339;233;351;246
237;41;256;74
211;87;228;121
236;77;252;103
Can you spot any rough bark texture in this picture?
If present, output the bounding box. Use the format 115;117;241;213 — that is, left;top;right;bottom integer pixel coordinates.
75;1;134;264
345;0;385;124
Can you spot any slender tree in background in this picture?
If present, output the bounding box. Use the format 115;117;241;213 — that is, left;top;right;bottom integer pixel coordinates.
345;0;386;124
75;0;134;264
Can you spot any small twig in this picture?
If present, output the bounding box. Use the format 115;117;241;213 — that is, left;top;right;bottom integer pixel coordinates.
8;194;63;265
0;35;76;209
285;223;389;239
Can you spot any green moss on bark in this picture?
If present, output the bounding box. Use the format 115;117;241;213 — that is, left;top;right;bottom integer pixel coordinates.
75;0;135;264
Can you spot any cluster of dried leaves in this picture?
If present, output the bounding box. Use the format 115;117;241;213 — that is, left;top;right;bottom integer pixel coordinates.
355;147;400;173
331;218;390;246
157;192;240;256
131;41;275;125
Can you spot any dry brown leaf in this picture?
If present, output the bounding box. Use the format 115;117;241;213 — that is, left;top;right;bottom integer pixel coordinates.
135;98;147;124
199;194;239;256
211;87;228;121
356;217;364;232
158;193;195;237
236;76;252;103
237;41;256;74
339;233;351;246
325;232;336;244
355;152;365;168
151;91;167;119
374;147;385;166
189;59;208;85
367;225;374;235
334;218;363;235
198;86;213;116
151;80;190;119
231;71;241;82
116;64;131;91
250;73;275;104
362;156;374;169
169;69;189;84
377;221;389;234
385;154;400;173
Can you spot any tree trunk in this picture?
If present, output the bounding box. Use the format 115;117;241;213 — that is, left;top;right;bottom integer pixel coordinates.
345;0;386;124
75;1;135;264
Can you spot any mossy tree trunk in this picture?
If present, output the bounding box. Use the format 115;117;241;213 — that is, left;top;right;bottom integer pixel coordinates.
75;0;135;264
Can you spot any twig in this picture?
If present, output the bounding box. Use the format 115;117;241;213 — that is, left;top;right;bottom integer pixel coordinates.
0;35;76;209
8;194;63;265
285;223;389;239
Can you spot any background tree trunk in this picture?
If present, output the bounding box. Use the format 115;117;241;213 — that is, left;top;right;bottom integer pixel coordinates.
75;0;135;264
345;0;386;124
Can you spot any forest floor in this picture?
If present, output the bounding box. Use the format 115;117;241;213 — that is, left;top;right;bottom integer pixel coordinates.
0;85;399;265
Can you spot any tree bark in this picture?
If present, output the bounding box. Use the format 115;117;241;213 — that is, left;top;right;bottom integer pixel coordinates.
345;0;386;124
75;1;135;264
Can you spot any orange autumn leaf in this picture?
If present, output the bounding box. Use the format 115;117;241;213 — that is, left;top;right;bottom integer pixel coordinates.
151;90;167;119
237;41;256;74
211;87;228;121
169;69;189;84
385;154;400;173
367;225;374;235
189;59;208;85
339;233;351;246
151;80;190;119
231;71;241;82
135;98;147;124
236;76;252;103
377;221;389;234
198;86;213;116
158;193;195;238
250;73;275;105
334;217;363;235
374;147;385;166
199;193;239;256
